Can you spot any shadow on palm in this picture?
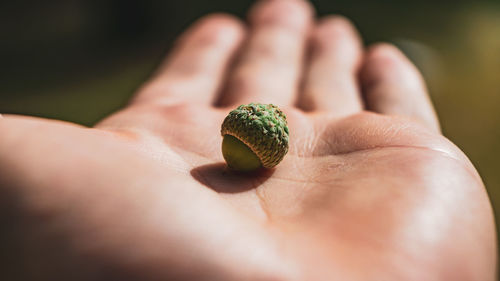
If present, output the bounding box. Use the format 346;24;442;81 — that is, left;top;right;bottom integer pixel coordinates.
190;162;275;193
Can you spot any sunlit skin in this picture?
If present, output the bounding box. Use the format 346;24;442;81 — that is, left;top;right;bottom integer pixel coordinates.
0;0;496;280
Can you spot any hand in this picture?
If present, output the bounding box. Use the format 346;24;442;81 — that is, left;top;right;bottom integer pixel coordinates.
0;0;495;280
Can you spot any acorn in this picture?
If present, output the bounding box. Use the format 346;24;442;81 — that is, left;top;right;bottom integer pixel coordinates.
221;103;289;172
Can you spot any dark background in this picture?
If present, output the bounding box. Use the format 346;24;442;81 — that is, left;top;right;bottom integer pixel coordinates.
1;0;500;263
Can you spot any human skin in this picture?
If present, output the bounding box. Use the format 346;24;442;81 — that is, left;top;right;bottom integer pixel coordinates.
0;0;496;280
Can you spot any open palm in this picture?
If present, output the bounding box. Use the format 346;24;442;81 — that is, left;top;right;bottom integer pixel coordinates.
0;1;495;280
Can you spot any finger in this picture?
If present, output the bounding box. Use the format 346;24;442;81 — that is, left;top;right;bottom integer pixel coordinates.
132;14;245;106
360;43;440;132
300;16;364;115
217;0;314;107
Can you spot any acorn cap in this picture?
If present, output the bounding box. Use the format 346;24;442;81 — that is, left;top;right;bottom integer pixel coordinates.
221;103;289;169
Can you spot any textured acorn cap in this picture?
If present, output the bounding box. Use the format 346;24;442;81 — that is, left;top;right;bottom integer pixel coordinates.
221;103;289;169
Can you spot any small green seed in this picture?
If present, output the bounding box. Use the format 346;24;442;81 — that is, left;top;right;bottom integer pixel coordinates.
221;103;289;172
222;135;262;172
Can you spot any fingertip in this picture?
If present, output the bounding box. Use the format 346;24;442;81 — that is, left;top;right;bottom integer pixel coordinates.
366;42;403;58
198;13;246;34
249;0;315;32
300;15;364;114
219;0;315;107
360;43;440;132
311;15;363;65
362;43;419;83
364;43;404;70
133;13;246;107
362;43;428;97
315;15;360;39
185;13;246;48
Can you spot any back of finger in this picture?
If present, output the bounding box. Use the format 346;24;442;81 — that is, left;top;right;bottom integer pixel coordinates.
217;0;313;107
132;14;245;107
360;43;441;132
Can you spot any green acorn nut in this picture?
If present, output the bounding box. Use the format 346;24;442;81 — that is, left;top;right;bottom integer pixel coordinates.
221;103;289;172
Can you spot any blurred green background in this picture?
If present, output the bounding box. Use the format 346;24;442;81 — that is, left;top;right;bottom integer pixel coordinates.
1;0;499;261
